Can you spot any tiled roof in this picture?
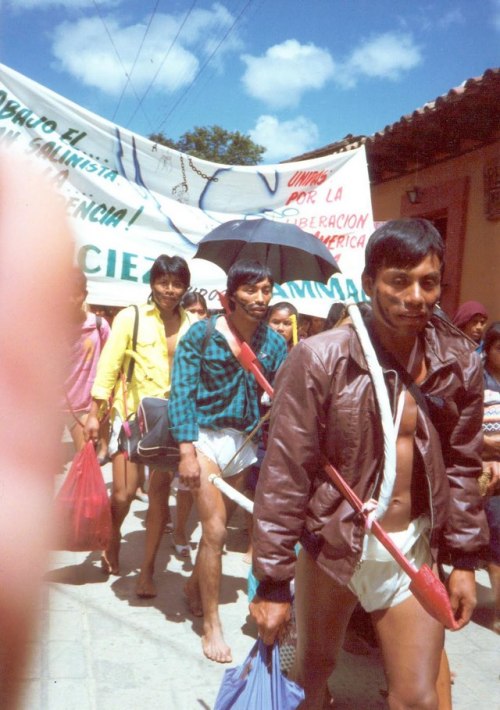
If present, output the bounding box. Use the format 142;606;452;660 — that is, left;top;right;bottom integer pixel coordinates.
287;68;500;184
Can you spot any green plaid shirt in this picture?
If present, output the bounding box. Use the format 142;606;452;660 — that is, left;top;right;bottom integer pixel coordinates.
169;316;287;442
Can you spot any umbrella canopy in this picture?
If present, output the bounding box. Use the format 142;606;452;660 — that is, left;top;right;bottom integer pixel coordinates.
194;218;339;284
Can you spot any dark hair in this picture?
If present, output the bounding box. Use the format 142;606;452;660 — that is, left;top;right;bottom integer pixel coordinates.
483;321;500;357
364;218;444;279
71;265;87;294
226;260;274;307
324;302;346;330
267;301;298;320
181;291;208;312
149;254;191;288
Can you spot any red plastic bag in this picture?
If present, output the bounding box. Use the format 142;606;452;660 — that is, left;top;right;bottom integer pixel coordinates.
54;441;112;551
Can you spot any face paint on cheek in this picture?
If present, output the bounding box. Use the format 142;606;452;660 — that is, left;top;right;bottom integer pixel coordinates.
233;295;268;320
232;295;253;314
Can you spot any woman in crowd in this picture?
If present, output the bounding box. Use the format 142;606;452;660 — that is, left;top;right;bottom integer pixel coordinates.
452;300;488;348
181;291;209;319
63;267;110;455
84;255;196;598
266;301;298;350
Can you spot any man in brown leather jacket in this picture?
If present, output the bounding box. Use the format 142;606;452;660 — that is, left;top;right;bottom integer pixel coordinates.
250;219;488;709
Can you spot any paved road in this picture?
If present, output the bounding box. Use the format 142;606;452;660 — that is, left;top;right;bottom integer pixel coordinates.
20;457;500;709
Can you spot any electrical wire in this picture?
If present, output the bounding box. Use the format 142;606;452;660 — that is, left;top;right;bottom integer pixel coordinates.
91;0;155;131
112;0;161;121
125;0;198;129
154;0;254;135
160;0;265;133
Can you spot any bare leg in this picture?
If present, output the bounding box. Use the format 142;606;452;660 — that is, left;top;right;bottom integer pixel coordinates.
291;549;358;709
488;561;500;633
68;413;87;453
96;417;110;462
243;504;253;564
173;488;194;549
135;464;148;502
136;469;173;597
371;594;444;710
436;650;452;710
102;453;139;574
187;452;243;663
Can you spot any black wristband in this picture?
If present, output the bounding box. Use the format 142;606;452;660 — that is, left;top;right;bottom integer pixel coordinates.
449;553;478;571
255;580;292;603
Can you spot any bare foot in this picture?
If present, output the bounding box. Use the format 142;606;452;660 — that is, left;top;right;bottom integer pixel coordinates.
201;623;232;663
184;581;203;617
173;530;189;547
136;571;157;599
243;543;252;565
101;534;120;575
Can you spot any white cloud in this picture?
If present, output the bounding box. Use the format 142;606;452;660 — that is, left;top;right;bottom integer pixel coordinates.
249;115;319;162
338;32;422;88
241;33;420;108
241;40;335;109
51;6;239;95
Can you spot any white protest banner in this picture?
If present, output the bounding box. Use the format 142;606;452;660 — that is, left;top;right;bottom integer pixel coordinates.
0;63;373;312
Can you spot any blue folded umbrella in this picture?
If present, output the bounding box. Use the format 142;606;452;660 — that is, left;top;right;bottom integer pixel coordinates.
214;638;304;709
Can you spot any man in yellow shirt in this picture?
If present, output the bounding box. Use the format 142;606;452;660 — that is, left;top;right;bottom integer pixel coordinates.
85;254;196;597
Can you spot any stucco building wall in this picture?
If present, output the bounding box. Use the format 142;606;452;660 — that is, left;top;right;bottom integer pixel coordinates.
370;141;499;320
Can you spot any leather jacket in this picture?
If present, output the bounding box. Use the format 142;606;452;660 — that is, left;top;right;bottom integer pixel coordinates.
252;309;489;596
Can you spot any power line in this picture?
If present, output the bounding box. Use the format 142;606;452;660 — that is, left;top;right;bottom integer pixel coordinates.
91;0;155;132
158;0;265;134
125;0;199;129
155;0;254;136
112;0;161;121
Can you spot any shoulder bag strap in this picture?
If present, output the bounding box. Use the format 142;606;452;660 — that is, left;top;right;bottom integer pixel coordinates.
120;305;139;421
126;305;139;384
200;315;216;357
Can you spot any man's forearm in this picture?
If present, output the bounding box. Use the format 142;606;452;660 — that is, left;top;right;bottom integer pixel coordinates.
179;442;196;457
483;433;500;460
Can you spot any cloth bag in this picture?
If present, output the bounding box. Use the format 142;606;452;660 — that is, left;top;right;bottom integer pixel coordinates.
118;397;179;470
214;639;304;710
54;441;112;551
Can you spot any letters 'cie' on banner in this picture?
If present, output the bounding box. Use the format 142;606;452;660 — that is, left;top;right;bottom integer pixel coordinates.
0;64;373;314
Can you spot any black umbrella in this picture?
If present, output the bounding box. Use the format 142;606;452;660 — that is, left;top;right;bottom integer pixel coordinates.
194;218;339;284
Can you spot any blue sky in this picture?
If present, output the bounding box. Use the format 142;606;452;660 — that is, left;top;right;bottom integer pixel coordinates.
2;0;499;162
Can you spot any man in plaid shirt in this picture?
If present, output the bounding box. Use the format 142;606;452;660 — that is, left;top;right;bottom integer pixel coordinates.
169;260;287;663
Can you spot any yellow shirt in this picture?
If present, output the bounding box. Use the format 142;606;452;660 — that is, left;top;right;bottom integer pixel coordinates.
91;302;196;419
